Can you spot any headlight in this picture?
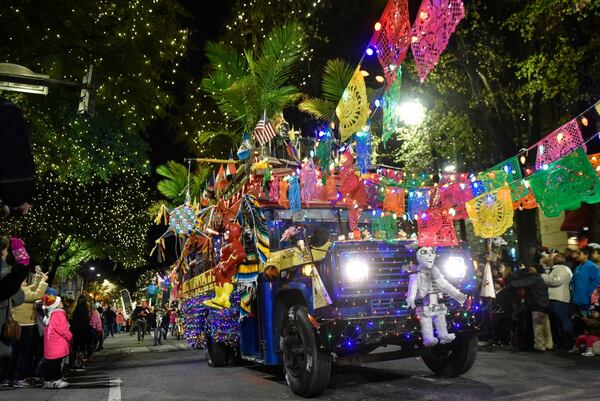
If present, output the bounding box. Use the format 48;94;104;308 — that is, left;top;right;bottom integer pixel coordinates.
343;259;369;282
444;256;466;279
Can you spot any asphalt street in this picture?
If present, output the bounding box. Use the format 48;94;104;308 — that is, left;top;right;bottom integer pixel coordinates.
2;332;600;401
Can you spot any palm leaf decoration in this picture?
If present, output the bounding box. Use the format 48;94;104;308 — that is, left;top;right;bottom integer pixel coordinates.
299;58;355;120
200;22;306;136
156;161;210;205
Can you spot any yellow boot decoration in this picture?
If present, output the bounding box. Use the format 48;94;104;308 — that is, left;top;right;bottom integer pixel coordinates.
216;282;234;309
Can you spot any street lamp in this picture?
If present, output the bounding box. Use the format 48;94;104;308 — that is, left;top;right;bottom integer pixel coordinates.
96;273;101;277
394;99;426;126
443;163;457;173
0;63;95;116
89;266;95;271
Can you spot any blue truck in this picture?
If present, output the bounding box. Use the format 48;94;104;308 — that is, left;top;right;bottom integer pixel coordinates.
181;205;479;397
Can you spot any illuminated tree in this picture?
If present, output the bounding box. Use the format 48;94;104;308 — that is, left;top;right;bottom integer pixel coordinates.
1;171;154;285
0;0;189;182
0;1;192;281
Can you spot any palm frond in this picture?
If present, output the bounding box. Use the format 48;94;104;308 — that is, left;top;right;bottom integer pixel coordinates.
322;58;355;103
147;200;172;219
259;22;305;62
156;161;189;202
298;97;336;120
204;41;247;79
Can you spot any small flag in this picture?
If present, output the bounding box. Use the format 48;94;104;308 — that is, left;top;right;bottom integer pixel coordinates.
237;132;252;160
226;152;237;177
215;164;227;190
253;116;277;146
284;138;301;164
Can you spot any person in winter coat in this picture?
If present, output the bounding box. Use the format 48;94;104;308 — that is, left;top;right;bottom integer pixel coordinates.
8;267;48;387
542;253;574;348
571;246;600;315
42;288;72;389
89;306;103;352
506;265;552;351
70;295;90;370
570;303;600;356
0;236;26;387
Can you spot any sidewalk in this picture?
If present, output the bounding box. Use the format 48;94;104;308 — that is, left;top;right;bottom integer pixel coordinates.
96;330;190;357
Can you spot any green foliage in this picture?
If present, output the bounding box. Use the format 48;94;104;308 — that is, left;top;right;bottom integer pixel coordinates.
388;0;600;170
0;0;188;182
155;161;210;205
299;58;355;120
200;22;307;135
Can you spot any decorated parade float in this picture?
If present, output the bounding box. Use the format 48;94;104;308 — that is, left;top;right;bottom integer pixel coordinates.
149;0;600;397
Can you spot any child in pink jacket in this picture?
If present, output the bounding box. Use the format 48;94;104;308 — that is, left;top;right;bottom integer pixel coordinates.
42;288;72;389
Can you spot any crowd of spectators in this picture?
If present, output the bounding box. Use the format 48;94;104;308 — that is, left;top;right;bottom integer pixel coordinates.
0;236;130;389
478;239;600;357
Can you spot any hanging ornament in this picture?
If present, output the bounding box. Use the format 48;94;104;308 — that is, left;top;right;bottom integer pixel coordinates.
339;149;359;197
535;119;585;170
366;182;380;209
407;188;430;217
288;175;301;211
269;174;279;202
466;187;514;238
336;68;370;142
279;178;289;209
528;148;600;217
411;0;465;82
316;137;332;184
300;159;318;201
477;156;522;192
326;175;337;201
512;190;538;211
348;204;363;232
383;187;405;215
438;181;473;220
169;204;197;236
416;208;458;247
369;0;410;87
372;214;398;240
382;68;403;144
355;131;372;174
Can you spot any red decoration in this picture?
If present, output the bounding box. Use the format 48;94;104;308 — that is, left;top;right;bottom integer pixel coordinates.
279;178;289;209
411;0;465;82
348;205;363;231
535;119;585;170
326;175;338;201
416;208;458;247
268;176;279;202
383;187;406;215
439;182;473;220
369;0;411;87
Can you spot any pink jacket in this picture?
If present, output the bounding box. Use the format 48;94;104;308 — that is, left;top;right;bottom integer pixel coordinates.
44;309;73;360
90;310;102;332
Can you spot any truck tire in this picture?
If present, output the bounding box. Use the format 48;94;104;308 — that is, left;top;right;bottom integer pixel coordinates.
205;335;228;367
422;333;478;377
282;306;332;398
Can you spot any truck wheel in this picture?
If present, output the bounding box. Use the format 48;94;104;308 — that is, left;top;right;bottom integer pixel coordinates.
282;306;331;398
422;334;478;377
205;335;228;367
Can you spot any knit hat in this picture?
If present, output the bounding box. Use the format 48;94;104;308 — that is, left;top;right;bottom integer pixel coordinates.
42;287;61;310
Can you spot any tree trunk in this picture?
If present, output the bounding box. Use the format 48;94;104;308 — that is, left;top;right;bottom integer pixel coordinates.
46;236;72;287
515;209;539;266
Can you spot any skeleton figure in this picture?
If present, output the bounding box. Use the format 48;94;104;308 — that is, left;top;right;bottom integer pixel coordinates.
406;247;467;347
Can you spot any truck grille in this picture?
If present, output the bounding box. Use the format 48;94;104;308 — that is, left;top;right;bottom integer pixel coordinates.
336;251;414;316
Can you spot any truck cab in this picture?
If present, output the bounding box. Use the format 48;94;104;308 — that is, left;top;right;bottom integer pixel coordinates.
192;205;480;397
